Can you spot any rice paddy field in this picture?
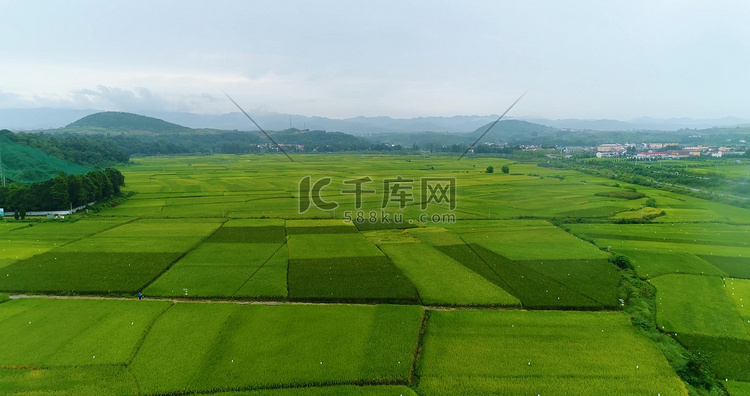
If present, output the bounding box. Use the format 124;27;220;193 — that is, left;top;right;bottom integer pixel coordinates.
416;310;687;396
2;154;748;395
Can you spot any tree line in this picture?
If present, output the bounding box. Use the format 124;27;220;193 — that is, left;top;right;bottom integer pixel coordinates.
0;168;125;214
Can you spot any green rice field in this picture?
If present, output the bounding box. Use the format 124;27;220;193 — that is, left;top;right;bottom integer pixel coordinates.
2;153;749;394
416;310;687;395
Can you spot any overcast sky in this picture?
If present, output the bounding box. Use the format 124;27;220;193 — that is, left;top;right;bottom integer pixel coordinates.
1;1;749;120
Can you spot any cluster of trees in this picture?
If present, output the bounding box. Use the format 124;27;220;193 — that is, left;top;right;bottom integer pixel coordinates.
486;165;510;174
544;158;750;209
14;127;541;158
548;159;726;189
1;130;130;166
63;129;415;156
0;168;124;213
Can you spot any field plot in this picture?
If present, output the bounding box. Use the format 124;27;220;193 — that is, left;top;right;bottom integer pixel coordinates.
452;220;610;261
0;252;181;293
675;334;750;382
206;385;418;395
417;310;687;396
287;233;383;259
146;219;287;298
453;170;646;220
130;303;423;394
700;256;750;279
568;224;750;277
650;274;748;339
58;218;223;253
145;243;287;298
434;242;611;309
0;218;129;269
0;298;171;367
380;242;520;306
652;200;750;225
518;258;620;307
568;223;750;249
726;278;750;334
620;250;726;279
285;223;418;302
288;256;418;303
286;219;358;234
0;366;139;396
207;219;286;243
726;381;750;396
1;219;222;294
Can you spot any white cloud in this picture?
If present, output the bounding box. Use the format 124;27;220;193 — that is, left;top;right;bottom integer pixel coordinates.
0;1;748;119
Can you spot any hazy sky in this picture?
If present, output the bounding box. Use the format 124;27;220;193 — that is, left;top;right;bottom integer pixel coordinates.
1;1;749;120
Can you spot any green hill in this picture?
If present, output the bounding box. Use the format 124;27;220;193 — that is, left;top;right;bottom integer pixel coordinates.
66;111;192;134
0;133;90;184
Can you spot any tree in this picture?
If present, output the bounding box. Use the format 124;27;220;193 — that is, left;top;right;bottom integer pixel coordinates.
49;173;70;210
67;174;84;207
486;165;494;174
501;165;510;174
609;254;633;270
104;168;125;194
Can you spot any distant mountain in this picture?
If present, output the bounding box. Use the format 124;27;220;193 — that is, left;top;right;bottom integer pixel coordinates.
367;120;559;148
49;111;501;136
67;112;191;134
142;111;499;135
521;117;750;131
4;107;749;134
0;131;91;184
0;108;499;134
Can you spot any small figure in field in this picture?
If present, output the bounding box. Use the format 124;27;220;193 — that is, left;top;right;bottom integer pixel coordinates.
138;291;143;300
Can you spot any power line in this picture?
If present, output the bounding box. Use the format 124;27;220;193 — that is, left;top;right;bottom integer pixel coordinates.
222;91;294;162
458;91;527;160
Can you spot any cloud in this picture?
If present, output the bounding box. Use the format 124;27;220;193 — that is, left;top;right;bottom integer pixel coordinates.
55;86;220;113
0;90;25;107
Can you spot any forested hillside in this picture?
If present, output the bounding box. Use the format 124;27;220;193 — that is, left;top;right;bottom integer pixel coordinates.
0;133;91;184
2;130;129;166
66;111;191;133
